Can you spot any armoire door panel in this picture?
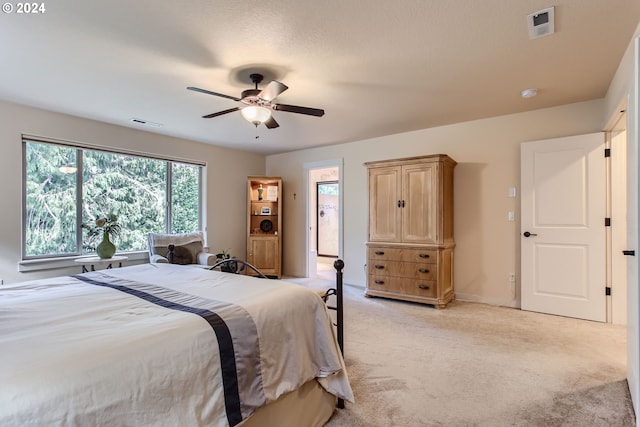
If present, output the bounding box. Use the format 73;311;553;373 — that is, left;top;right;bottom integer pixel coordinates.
369;167;401;242
402;163;439;243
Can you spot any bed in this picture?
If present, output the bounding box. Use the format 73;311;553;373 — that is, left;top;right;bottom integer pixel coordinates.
0;262;353;426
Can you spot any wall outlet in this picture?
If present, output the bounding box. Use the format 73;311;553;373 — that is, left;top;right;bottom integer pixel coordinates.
508;273;517;299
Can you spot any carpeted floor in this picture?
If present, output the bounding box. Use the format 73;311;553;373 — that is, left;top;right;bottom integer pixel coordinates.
286;270;636;427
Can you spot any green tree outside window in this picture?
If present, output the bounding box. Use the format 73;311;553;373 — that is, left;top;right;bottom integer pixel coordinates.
23;140;202;258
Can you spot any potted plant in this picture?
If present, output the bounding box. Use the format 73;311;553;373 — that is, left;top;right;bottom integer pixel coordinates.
215;248;232;261
82;214;121;259
215;248;238;273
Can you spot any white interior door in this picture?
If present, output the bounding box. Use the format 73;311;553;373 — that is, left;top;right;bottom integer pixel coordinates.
521;133;606;322
626;36;640;415
624;103;639;413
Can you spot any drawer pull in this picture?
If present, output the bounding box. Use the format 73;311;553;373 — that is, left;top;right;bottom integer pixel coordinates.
418;285;430;290
374;264;385;269
374;251;385;255
418;268;430;273
419;253;430;258
375;280;385;285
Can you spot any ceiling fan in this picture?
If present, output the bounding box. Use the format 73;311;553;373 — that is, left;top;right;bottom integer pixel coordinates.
187;73;324;129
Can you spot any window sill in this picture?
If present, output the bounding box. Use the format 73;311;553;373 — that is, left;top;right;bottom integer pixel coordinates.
18;251;149;272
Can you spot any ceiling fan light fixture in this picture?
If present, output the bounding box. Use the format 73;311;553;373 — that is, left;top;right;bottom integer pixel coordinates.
241;106;272;125
59;164;77;174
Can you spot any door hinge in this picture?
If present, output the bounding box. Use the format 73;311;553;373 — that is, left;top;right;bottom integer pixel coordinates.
604;148;611;158
605;217;611;227
606;287;611;296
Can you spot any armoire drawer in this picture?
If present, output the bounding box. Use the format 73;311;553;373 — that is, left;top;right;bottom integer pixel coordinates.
367;260;436;280
367;275;437;298
368;247;437;263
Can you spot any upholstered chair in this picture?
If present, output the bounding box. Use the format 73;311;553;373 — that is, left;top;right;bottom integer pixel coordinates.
147;231;217;266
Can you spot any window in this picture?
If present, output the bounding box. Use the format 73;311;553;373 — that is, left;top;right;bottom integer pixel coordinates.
23;138;203;259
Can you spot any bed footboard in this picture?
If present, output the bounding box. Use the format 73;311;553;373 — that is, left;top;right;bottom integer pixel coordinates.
208;258;268;278
320;259;345;409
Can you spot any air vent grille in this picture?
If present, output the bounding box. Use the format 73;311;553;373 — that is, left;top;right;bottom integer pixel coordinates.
129;118;163;128
527;7;555;40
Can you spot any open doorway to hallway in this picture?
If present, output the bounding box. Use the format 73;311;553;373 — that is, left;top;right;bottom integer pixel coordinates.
317;180;339;258
306;164;341;278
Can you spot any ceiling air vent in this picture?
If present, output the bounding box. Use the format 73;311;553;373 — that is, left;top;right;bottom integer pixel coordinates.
129;118;163;128
527;7;555;40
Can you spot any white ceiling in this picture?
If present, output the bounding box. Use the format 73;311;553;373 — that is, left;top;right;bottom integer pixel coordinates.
1;1;639;155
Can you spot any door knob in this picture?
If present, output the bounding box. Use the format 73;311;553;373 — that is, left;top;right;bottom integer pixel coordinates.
523;231;538;237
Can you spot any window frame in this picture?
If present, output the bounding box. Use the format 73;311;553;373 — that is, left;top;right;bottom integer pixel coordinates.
21;135;205;261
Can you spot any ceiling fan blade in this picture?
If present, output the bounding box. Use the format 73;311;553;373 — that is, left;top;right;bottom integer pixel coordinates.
202;107;240;118
258;81;288;102
273;103;325;117
264;116;279;129
187;86;241;102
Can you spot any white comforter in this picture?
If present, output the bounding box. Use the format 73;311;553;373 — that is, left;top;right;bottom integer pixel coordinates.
0;263;353;426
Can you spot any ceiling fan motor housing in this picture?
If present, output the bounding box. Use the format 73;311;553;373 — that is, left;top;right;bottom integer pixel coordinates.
241;88;275;110
242;89;261;98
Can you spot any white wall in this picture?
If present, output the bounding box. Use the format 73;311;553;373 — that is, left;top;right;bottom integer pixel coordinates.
0;100;265;284
267;100;605;307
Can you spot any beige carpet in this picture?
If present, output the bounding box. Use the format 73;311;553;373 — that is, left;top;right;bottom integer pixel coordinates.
286;272;635;427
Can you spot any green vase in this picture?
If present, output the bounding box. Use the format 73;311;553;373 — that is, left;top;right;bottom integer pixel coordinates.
96;232;116;259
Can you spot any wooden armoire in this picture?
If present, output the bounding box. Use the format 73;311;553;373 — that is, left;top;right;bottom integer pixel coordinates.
365;155;456;308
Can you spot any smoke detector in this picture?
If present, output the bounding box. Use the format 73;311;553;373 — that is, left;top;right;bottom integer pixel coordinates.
527;7;555;40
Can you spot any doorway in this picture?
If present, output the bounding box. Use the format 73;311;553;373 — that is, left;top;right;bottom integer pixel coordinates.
305;161;342;279
317;181;339;258
609;112;628;325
